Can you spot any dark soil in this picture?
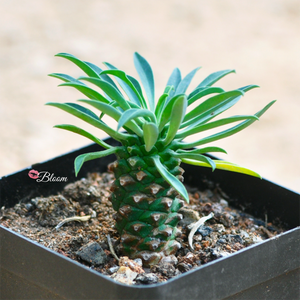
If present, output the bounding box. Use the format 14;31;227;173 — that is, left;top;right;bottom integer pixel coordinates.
0;172;286;285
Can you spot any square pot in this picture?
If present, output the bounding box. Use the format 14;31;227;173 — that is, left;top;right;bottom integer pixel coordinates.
1;140;299;300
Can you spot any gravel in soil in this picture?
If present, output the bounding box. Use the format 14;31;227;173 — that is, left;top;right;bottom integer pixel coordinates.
0;172;286;285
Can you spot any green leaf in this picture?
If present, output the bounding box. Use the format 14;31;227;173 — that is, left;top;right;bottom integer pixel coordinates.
158;94;185;132
46;102;129;141
181;85;259;129
162;95;187;146
183;90;244;125
166;68;181;101
54;124;112;149
196;69;235;88
155;86;174;119
176;115;258;139
152;156;189;202
117;108;156;131
127;75;144;102
177;146;227;155
238;84;260;92
176;67;200;95
75;147;119;176
79;99;143;137
77;99;121;121
101;66;147;108
178;100;276;149
182;159;261;178
55;53;100;78
78;77;130;110
143;122;159;152
49;73;79;83
59;82;110;104
187;87;225;106
174;152;216;170
84;61;120;90
134;52;155;112
166;68;181;90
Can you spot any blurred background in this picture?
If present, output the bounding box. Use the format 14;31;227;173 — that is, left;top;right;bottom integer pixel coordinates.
0;0;299;192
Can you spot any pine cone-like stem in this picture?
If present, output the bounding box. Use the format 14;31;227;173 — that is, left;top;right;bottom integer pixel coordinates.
108;144;185;266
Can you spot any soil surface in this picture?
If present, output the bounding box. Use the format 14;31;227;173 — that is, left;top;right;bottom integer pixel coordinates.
0;172;286;285
1;0;300;193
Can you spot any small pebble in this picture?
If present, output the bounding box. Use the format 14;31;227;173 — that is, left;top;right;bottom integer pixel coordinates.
198;225;213;237
151;263;176;278
220;199;228;207
160;255;178;266
217;238;226;244
76;242;107;266
107;266;119;275
177;262;191;273
212;224;226;233
239;230;249;238
25;203;34;212
119;256;144;274
111;266;138;285
211;203;223;214
133;258;143;266
229;234;243;244
135;273;159;284
211;248;230;258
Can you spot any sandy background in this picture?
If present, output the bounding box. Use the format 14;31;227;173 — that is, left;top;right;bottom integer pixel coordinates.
0;0;299;193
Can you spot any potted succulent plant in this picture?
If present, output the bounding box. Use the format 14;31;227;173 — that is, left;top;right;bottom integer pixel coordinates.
46;52;276;265
0;53;299;299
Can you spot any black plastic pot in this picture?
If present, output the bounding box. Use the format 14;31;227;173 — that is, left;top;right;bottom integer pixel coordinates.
1;140;299;300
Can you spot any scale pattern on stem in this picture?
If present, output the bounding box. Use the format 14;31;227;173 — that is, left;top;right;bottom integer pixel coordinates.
108;143;184;265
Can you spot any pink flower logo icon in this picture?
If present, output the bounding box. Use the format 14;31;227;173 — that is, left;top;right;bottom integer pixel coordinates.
28;169;39;179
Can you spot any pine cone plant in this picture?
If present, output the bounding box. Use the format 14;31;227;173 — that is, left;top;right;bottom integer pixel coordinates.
47;52;275;266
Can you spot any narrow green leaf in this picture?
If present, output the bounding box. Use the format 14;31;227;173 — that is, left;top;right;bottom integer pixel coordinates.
176;67;200;95
127;75;144;102
102;65;147;108
117;108;156;131
178;100;276;149
182;85;259;129
99;100;124;120
78;77;130;110
187;87;225;106
134;52;155;112
152;156;189;202
181;159;261;178
176;115;258;139
77;99;121;121
155;86;174;119
158;94;185;132
162;95;187;146
55;53;100;78
49;73;79;83
166;68;182;91
54;124;112;149
183;90;244;124
79;99;143;137
46;102;129;141
75;147;119;176
238;85;260;92
84;61;120;90
177;146;227;155
166;68;181;101
143;122;159;152
59;82;110;104
174;153;216;171
196;69;235;88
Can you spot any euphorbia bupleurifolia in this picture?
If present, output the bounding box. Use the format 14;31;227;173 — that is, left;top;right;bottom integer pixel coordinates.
47;52;275;265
